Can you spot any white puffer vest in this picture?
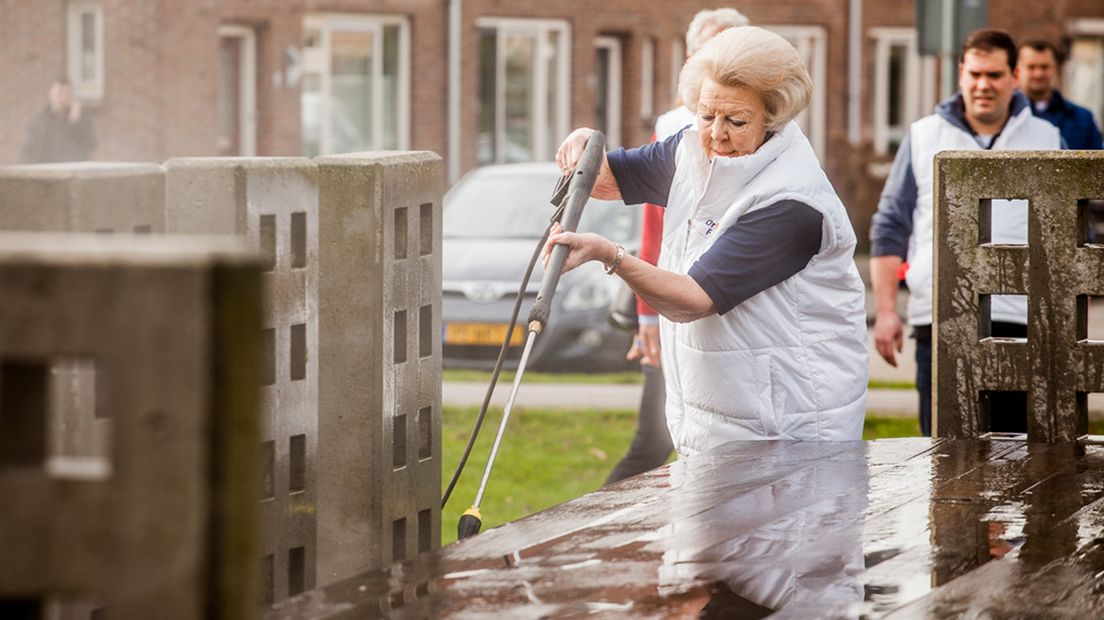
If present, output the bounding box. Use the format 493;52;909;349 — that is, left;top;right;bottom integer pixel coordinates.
905;106;1061;326
659;122;868;455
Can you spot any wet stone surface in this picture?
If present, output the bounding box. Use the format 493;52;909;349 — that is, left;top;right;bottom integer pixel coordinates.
266;439;1104;619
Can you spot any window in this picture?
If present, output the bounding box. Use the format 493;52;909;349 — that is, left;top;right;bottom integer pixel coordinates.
594;36;622;148
1066;21;1104;129
766;26;827;161
301;14;410;156
477;18;570;165
66;0;104;102
870;28;924;156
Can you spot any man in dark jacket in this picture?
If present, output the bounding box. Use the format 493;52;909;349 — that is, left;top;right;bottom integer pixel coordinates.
1018;39;1103;150
21;79;97;163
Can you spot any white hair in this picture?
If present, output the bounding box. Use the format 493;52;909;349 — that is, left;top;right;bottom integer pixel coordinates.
685;8;751;55
679;26;812;130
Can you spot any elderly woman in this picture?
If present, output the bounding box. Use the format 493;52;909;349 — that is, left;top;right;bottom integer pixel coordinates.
550;27;868;454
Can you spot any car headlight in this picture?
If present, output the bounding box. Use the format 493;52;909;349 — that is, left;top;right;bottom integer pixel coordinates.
560;276;615;312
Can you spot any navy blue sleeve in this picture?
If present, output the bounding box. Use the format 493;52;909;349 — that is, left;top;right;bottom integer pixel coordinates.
869;131;917;258
688;200;823;315
1082;108;1103;150
606;130;684;206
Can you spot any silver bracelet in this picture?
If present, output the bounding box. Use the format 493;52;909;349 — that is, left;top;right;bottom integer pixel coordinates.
605;243;625;275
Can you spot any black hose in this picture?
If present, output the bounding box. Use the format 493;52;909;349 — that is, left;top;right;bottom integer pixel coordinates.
440;218;554;509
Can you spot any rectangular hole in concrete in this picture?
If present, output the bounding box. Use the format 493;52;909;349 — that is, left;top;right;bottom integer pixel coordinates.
394;206;408;260
416;582;430;597
44;357;113;480
979;390;1028;436
1078;199;1104;246
288;546;306;596
290;323;306;381
259;214;276;270
1;361;48;467
261;554;274;605
260;440;274;500
289;434;305;494
978;198;1029;246
418;508;431;553
0;598;42;619
290;211;307;269
393;517;407;562
419;202;433;256
394;310;407;364
417;406;432;460
419;305;432;358
393;414;407;469
261;328;275;386
133;224;152;233
1076;392;1098;441
978;294;1028;341
1076;295;1104;343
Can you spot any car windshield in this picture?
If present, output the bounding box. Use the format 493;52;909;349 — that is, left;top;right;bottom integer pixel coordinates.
444;171;637;243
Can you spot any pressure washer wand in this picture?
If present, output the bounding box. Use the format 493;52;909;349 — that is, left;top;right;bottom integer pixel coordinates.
458;131;606;540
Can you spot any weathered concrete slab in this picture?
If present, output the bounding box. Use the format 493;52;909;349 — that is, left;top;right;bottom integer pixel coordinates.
166;157;320;603
266;438;1104;618
314;152;444;584
0;233;261;619
0;162;168;507
934;151;1104;441
0;162;164;233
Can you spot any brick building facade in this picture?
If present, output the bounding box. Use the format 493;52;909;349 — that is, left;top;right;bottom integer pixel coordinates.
3;0;1103;242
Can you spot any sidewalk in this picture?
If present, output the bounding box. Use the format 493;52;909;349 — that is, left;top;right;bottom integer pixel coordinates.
443;256;1104;417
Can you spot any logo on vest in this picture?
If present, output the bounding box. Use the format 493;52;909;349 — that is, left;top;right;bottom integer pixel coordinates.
698;218;718;239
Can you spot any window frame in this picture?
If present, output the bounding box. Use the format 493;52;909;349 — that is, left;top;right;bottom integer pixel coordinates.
301;13;411;155
640;37;655;121
1066;19;1104;129
66;0;105;103
217;25;258;156
670;37;686;107
594;36;623;148
869;27;925;157
475;17;571;164
764;25;827;162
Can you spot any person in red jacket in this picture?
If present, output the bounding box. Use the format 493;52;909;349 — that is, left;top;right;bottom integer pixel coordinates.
605;7;749;484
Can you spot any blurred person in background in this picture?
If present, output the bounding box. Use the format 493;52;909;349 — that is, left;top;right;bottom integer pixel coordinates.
21;78;96;164
1017;39;1102;150
555;27;869;455
871;30;1061;437
606;7;750;484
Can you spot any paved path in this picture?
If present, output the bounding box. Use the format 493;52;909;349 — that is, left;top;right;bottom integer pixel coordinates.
444;258;1104;418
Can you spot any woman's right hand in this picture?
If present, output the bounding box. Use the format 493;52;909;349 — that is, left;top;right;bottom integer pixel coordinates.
555;127;596;174
554;128;622;200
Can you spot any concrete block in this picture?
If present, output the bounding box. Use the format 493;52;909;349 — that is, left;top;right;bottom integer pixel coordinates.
0;162;167;496
0;162;165;233
0;233;262;619
314;152;443;583
933;150;1104;442
165;157;320;604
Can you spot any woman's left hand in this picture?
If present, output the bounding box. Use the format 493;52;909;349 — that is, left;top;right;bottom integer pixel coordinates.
542;222;616;274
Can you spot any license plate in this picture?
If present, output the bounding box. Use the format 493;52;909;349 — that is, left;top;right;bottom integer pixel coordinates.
444;322;524;346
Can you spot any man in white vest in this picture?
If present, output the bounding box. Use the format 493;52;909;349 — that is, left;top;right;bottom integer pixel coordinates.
870;29;1062;437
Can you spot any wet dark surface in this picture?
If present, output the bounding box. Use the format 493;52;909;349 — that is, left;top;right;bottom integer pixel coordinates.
266;439;1104;619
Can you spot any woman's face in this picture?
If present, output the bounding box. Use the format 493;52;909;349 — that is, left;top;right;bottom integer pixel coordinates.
696;79;769;160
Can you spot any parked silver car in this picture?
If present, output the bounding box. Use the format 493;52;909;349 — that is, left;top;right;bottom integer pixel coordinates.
442;163;640;371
